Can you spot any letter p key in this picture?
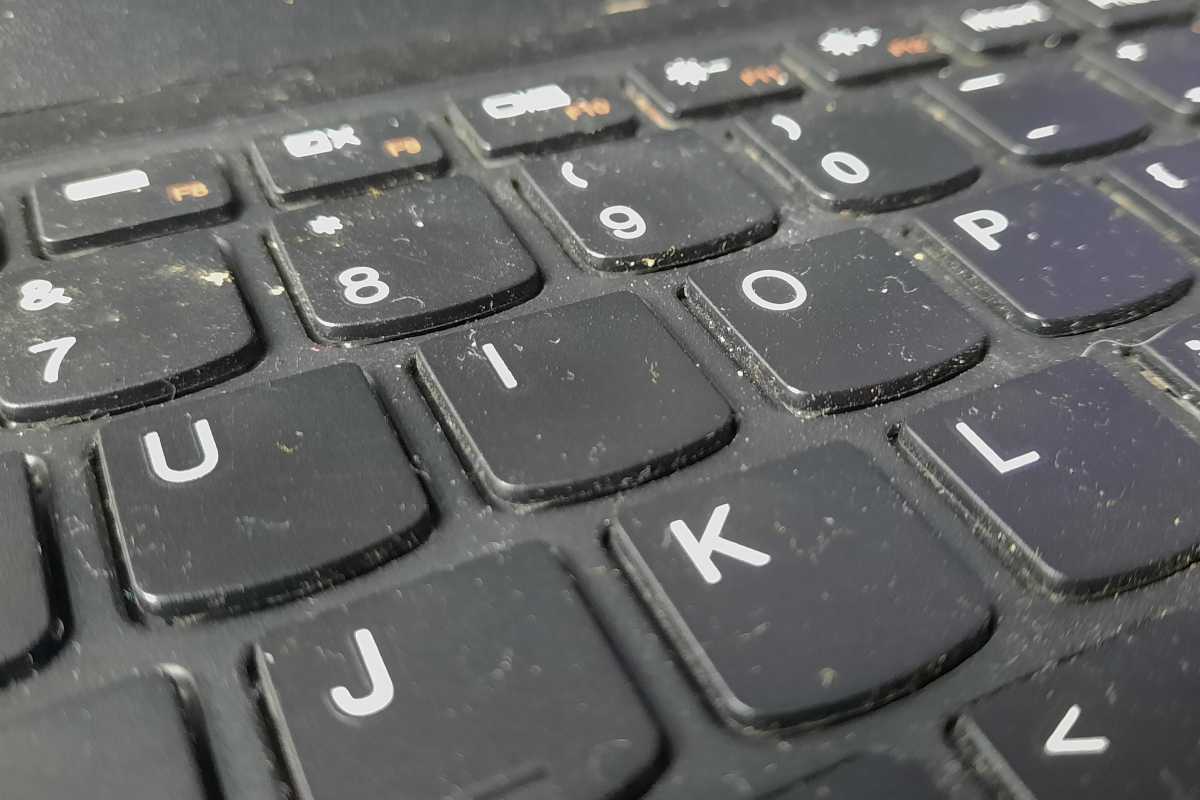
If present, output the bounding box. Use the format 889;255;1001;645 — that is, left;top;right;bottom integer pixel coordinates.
669;503;771;585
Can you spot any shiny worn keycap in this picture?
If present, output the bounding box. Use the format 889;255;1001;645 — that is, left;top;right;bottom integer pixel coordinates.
630;46;801;117
0;673;212;800
898;359;1200;596
1087;27;1200;117
1108;141;1200;237
269;177;541;343
927;65;1150;163
743;98;979;212
684;229;987;413
957;613;1200;799
251;109;446;203
417;292;735;506
32;150;234;254
452;76;637;158
256;544;662;800
1137;314;1200;399
96;364;432;619
610;444;992;728
915;177;1192;336
519;131;778;272
0;233;260;423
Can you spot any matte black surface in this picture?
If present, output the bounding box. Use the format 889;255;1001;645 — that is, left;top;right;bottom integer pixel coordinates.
451;77;637;158
930;1;1079;53
957;613;1200;799
269;177;541;343
1087;27;1200;116
915;177;1194;336
610;445;992;729
256;544;662;800
742;98;979;212
773;756;947;799
31;150;234;254
899;358;1200;596
927;64;1150;163
0;453;61;683
790;23;947;85
1109;140;1200;238
96;364;432;619
251;109;446;204
630;46;801;118
0;233;260;423
684;229;988;413
0;673;211;800
1139;314;1200;396
519;132;778;272
1057;0;1195;29
417;292;735;506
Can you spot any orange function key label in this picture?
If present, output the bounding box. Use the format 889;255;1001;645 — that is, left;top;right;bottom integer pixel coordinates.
631;46;801;119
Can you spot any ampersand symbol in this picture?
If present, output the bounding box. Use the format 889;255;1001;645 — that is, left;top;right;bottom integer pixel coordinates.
18;279;71;311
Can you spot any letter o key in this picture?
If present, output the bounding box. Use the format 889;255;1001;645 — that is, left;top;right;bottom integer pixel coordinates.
741;269;808;312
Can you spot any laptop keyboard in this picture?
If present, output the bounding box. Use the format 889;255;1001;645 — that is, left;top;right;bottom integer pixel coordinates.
2;2;1200;798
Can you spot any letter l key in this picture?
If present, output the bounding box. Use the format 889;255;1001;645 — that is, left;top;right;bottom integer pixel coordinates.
669;503;771;585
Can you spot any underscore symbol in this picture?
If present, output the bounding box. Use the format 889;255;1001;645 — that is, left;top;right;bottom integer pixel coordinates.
482;342;518;389
1044;705;1110;757
669;503;771;585
770;113;802;141
1026;124;1060;141
560;161;589;189
955;421;1040;475
329;628;395;718
18;279;71;311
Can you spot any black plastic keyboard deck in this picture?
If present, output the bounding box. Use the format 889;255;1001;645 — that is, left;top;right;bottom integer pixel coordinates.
3;2;1200;799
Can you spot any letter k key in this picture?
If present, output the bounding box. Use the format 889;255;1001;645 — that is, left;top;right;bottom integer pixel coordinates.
668;503;771;585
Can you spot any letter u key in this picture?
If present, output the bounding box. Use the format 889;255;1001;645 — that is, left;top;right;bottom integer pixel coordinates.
142;419;220;484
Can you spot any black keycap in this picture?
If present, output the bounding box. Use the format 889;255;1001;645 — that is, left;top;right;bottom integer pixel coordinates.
1057;0;1194;29
932;0;1079;53
452;77;637;158
255;544;662;800
0;453;61;682
0;673;212;800
630;46;801;118
1089;28;1200;118
96;364;431;619
1108;141;1200;237
1137;314;1200;398
898;359;1200;596
610;444;991;728
251;109;446;204
32;150;234;255
792;23;947;85
0;233;260;423
915;177;1192;336
926;65;1150;163
417;292;735;506
269;177;541;343
956;613;1200;799
519;132;777;272
742;99;979;212
684;229;987;413
773;757;947;799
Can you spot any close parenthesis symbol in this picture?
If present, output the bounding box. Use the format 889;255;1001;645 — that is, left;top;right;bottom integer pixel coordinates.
770;113;802;142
